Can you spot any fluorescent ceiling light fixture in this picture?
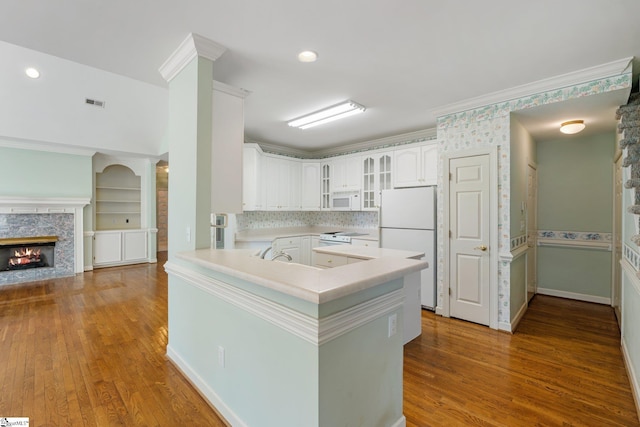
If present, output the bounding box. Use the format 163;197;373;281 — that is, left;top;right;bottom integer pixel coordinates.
560;119;585;134
25;67;40;79
288;101;366;129
297;50;318;62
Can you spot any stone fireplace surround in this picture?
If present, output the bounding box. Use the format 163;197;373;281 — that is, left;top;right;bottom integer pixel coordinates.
0;197;89;286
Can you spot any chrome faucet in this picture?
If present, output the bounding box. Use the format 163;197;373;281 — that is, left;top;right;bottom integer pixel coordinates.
271;251;292;262
259;246;273;259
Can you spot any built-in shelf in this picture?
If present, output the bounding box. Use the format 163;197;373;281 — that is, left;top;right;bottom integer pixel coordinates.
95;164;141;231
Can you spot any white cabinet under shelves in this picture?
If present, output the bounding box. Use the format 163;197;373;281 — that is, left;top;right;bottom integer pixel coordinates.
393;143;438;187
94;230;148;267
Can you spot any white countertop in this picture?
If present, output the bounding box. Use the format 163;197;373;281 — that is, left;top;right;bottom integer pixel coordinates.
235;226;379;243
174;248;427;304
313;245;424;260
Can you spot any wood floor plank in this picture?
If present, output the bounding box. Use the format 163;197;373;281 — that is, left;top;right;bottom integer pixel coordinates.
0;254;637;426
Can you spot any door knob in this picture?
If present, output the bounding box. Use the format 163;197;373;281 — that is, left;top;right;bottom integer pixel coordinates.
474;245;488;251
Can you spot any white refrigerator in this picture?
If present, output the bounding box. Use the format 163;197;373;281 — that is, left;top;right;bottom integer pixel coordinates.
380;186;436;324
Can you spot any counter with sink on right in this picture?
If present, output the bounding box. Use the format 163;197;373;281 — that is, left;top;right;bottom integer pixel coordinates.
312;244;427;344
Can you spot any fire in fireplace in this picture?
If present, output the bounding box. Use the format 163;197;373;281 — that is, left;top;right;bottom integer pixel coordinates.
0;236;58;272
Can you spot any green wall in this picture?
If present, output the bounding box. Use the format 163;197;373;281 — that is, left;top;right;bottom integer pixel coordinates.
0;146;92;198
536;132;614;299
537;133;613;231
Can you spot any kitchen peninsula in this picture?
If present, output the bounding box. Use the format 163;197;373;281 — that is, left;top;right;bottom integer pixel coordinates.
164;247;427;427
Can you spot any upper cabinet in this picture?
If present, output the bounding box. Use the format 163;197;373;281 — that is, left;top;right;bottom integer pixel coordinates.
301;161;321;210
241;140;438;211
332;156;362;191
393;143;438;187
243;143;264;211
362;152;393;210
211;82;248;214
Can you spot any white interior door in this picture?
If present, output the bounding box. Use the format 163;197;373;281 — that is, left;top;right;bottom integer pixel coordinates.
613;154;622;325
526;163;538;302
449;154;491;326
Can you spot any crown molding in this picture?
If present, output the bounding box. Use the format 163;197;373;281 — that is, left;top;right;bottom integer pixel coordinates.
431;57;634;119
159;33;227;83
248;128;438;159
0;136;96;157
213;80;250;99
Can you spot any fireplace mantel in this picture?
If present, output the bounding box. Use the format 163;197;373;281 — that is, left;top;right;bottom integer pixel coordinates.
0;197;90;274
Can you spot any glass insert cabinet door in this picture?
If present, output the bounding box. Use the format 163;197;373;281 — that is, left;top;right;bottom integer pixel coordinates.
362;154;393;210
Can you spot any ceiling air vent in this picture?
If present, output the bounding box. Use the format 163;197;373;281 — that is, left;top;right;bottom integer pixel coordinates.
85;98;105;108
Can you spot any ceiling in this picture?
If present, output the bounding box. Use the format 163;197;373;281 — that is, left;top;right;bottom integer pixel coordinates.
2;1;640;153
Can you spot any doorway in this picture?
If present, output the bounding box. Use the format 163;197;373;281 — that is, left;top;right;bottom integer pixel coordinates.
526;162;538;302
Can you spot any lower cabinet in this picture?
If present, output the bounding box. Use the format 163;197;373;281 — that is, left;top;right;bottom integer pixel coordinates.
94;229;148;267
271;236;302;264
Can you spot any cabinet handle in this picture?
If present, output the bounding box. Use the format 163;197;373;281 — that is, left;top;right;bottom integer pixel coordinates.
327;259;332;263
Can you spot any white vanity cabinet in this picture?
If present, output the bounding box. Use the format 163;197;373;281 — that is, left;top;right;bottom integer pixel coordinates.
393;143;438;187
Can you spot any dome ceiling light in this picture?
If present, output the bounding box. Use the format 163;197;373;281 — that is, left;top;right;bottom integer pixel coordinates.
297;50;318;63
560;120;585;135
25;67;40;79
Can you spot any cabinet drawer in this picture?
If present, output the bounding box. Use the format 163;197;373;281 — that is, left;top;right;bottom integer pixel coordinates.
347;257;365;264
314;252;348;268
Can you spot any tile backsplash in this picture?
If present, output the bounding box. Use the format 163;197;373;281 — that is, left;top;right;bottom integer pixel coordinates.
237;211;378;231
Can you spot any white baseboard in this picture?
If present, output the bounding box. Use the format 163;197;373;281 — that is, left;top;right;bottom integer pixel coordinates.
536;287;611;305
84;265;93;271
498;321;512;332
510;301;528;332
391;415;407;427
435;306;445;316
166;346;246;427
622;339;640;422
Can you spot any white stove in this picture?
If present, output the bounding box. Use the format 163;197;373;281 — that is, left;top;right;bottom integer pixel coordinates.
318;231;367;245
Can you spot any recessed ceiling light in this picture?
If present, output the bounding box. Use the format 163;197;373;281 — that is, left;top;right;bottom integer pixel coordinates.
297;51;318;63
25;67;40;79
560;119;585;134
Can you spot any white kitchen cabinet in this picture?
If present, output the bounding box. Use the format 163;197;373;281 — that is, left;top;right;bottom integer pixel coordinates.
289;161;302;210
310;236;320;266
242;143;264;211
301;162;321;210
393;143;438;187
94;230;148;267
351;238;379;248
362;152;393;210
332;156;361;191
300;236;311;265
264;155;296;210
272;236;301;263
211;82;248;214
321;162;331;210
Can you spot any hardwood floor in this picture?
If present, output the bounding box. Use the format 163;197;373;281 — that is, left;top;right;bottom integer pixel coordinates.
404;296;640;426
0;255;638;426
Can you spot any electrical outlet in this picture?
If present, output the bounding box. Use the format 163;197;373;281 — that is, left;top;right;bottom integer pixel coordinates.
218;346;225;368
388;314;397;338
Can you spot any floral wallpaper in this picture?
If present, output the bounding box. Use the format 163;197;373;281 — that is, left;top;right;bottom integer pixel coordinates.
436;72;632;327
237;211;379;231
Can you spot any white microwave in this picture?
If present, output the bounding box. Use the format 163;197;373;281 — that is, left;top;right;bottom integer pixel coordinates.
331;191;361;211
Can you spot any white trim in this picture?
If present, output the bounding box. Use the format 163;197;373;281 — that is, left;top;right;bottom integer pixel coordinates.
390;415;407;427
621;339;640;421
510;301;528;333
83;230;95;237
0;137;96;156
213;81;250;99
159;33;227;82
251;128;437;159
167;346;246;427
537;238;611;251
431;57;633;118
0;197;90;273
164;261;404;346
536;287;611;305
442;147;498;329
509;245;528;261
498;321;512;332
